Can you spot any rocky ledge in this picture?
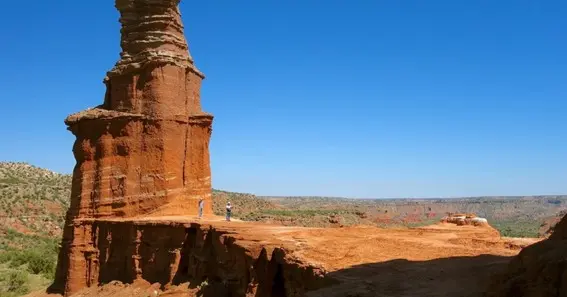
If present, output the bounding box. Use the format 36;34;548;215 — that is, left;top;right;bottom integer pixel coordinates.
49;218;331;297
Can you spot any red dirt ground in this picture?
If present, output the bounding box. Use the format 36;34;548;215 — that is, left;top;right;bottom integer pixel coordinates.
27;216;540;297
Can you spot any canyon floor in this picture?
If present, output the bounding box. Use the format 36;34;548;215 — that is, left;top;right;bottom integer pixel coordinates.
27;216;539;297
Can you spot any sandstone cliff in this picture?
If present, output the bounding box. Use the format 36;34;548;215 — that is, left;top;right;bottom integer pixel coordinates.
51;0;215;294
64;0;213;220
51;219;329;297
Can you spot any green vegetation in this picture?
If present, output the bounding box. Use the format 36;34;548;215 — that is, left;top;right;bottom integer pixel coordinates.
0;161;564;296
491;220;540;238
0;163;70;237
0;162;68;296
0;229;59;296
6;270;30;294
212;189;275;218
256;209;349;217
260;195;567;237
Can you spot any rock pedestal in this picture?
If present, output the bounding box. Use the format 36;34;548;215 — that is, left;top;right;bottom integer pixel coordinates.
51;0;214;294
64;0;213;219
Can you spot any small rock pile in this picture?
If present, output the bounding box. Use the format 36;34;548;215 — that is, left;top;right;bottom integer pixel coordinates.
441;213;489;227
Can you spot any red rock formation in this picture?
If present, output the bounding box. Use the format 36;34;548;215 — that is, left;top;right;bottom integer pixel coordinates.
538;210;567;238
440;213;490;227
48;2;337;296
64;0;213;219
50;219;329;296
486;213;567;297
50;0;220;294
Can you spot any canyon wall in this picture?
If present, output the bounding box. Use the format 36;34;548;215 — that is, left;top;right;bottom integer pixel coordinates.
49;220;329;297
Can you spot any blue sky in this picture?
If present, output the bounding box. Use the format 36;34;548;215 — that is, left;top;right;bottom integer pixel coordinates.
0;1;565;198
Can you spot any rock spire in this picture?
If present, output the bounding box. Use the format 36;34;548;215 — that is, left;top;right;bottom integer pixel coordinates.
51;1;214;293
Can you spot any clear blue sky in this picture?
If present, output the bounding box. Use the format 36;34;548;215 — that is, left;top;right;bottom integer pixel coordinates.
1;1;565;198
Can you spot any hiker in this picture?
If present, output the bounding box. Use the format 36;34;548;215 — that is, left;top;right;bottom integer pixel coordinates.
226;202;232;221
198;198;204;219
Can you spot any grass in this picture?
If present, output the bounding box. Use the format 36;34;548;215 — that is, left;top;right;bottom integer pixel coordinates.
257;209;349;217
1;270;30;296
0;228;59;296
0;177;22;185
491;220;540;238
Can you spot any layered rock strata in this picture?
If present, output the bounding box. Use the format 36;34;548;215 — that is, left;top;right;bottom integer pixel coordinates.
51;0;217;294
64;0;213;219
49;220;329;297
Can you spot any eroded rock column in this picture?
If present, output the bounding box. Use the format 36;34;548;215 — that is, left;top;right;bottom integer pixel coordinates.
65;0;213;219
51;0;214;294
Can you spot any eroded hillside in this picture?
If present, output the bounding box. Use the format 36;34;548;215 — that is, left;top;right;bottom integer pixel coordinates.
0;162;70;297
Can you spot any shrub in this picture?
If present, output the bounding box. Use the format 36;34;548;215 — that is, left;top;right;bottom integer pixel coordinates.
7;270;30;294
0;251;14;264
27;250;56;276
491;220;540;238
5;249;56;277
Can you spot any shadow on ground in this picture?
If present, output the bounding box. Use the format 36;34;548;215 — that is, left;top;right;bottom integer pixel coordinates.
307;254;512;297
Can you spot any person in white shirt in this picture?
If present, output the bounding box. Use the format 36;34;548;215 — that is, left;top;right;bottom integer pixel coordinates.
198;199;204;219
226;202;232;221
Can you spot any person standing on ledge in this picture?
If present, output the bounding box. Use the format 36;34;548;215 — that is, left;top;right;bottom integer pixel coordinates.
198;198;204;219
226;202;232;221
